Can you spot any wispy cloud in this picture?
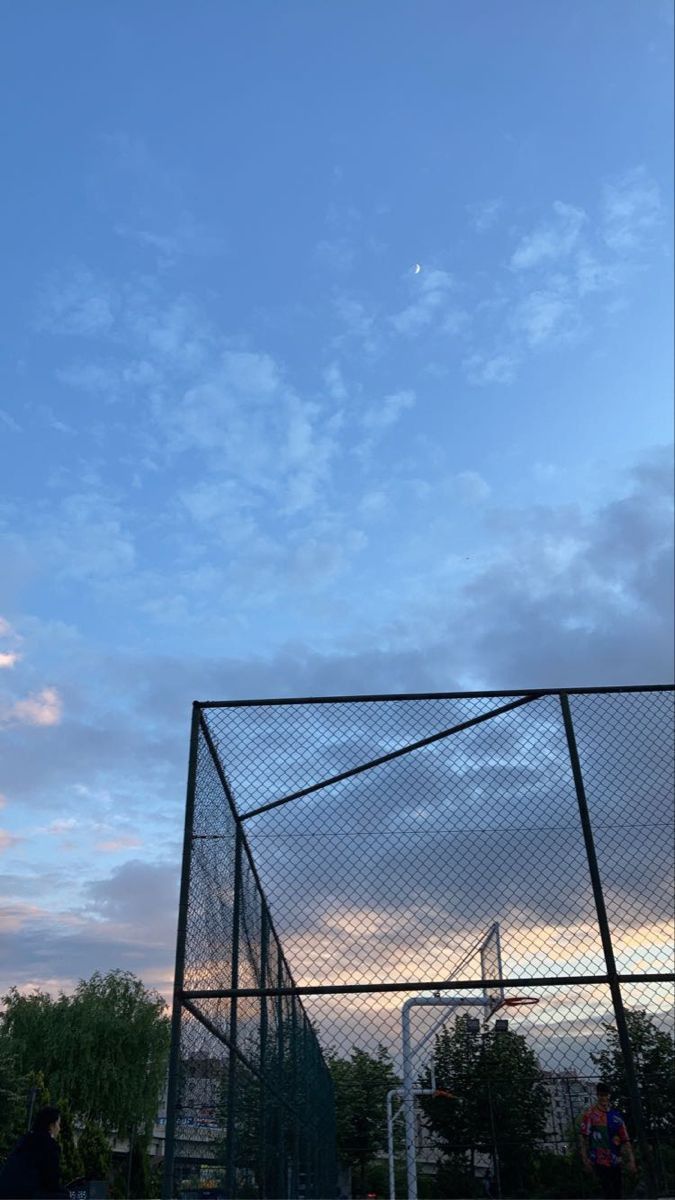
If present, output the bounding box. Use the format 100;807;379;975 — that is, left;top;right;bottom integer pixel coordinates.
463;351;520;386
0;618;22;669
602;166;663;253
95;835;143;853
2;686;63;728
35;491;136;583
323;361;348;402
510;202;587;271
0;829;22;853
0;409;22;433
37;267;116;336
362;388;416;435
390;268;454;336
511;286;579;348
333;293;380;353
467;198;502;233
314;238;355;274
463;170;664;386
115;218;225;266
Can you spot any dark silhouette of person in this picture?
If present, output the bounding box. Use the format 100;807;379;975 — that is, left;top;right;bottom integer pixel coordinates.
0;1105;69;1199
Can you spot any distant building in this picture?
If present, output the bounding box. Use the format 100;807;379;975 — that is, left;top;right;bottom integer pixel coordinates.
541;1072;597;1153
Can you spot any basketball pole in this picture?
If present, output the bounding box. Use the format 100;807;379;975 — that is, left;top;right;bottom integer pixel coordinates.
401;996;491;1200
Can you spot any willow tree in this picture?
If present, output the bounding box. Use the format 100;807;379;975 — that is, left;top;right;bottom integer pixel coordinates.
2;970;169;1137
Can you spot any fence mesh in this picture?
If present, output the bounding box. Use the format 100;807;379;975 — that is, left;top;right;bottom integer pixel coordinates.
164;687;674;1200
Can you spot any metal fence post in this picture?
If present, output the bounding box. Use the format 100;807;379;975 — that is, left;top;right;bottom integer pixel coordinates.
291;997;300;1197
258;906;269;1199
162;702;201;1200
276;947;286;1198
225;824;243;1199
559;691;659;1198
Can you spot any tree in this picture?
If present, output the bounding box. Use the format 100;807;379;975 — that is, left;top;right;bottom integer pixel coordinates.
78;1123;112;1183
1;970;170;1138
0;1031;28;1157
56;1100;84;1185
327;1044;400;1194
1;970;170;1195
591;1009;675;1192
419;1016;548;1196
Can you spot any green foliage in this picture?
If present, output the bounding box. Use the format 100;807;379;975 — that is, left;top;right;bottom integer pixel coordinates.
78;1122;112;1181
148;1157;164;1200
1;969;169;1196
590;1009;674;1139
0;1034;29;1157
1;970;170;1137
327;1044;400;1193
128;1137;152;1200
531;1148;598;1198
56;1100;84;1184
418;1017;548;1195
591;1008;675;1193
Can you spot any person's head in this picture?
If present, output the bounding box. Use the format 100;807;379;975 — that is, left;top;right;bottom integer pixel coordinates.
32;1106;61;1138
596;1082;611;1110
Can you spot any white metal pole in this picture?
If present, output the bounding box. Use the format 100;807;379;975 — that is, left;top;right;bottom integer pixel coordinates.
401;1000;418;1200
401;997;491;1200
386;1089;399;1200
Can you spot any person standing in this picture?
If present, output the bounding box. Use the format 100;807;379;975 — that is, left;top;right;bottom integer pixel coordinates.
0;1105;68;1199
580;1082;637;1199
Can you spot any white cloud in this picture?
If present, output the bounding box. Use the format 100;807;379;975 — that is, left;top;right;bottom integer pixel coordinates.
46;818;79;835
463;352;519;386
467;198;503;233
37;268;116;336
38;491;136;582
125;293;209;368
574;250;621;297
114;218;225;265
512;288;578;348
2;686;63;728
359;490;388;517
0;829;22;853
333;293;379;352
323;361;348;403
164;351;339;514
510;202;587;271
95;835;143;853
602;167;662;253
390;268;454;336
362;389;415;434
0;619;22;669
0;409;22;433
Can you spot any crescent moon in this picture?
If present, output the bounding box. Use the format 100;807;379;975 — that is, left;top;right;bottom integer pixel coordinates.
414;263;422;274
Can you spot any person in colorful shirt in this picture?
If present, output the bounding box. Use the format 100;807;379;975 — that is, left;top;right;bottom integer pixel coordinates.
579;1082;637;1199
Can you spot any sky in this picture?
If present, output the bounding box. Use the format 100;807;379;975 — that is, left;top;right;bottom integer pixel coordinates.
0;0;673;1052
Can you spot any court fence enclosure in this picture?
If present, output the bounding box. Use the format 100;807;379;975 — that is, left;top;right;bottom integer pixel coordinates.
162;686;674;1200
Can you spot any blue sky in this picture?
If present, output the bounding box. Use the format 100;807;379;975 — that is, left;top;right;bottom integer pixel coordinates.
0;1;673;1010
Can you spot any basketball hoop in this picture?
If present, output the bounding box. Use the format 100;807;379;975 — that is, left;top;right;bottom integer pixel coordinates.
492;995;540;1012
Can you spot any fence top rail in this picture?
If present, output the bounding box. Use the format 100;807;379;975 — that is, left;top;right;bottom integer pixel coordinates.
196;683;674;708
182;970;675;1001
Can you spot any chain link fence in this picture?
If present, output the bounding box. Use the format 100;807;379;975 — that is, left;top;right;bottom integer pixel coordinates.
162;687;674;1200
